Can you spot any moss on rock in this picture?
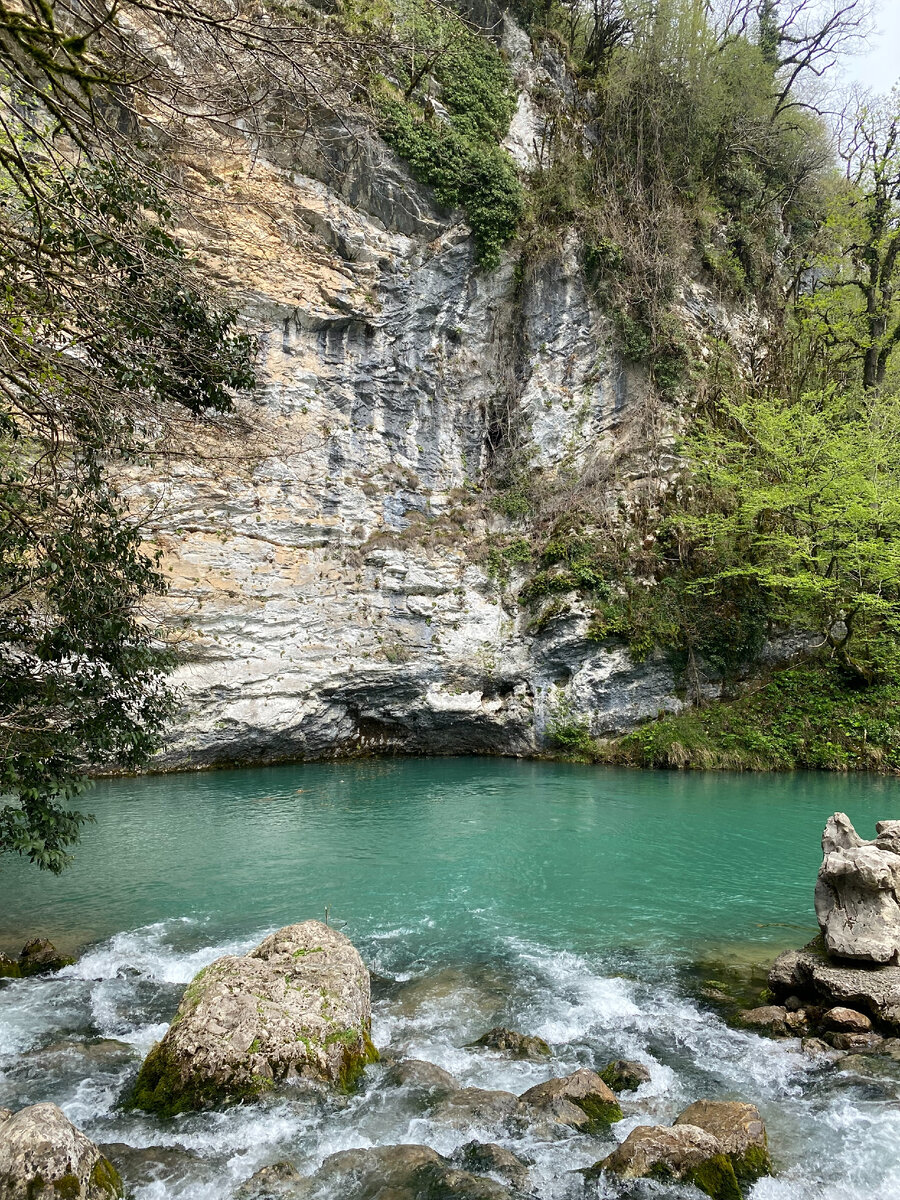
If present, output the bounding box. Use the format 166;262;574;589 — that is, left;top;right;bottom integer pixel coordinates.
685;1154;744;1200
129;921;375;1116
730;1143;774;1184
573;1092;624;1130
127;1039;273;1118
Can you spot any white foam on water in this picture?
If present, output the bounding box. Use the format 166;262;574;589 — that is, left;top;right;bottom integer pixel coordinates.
63;920;261;985
3;920;900;1200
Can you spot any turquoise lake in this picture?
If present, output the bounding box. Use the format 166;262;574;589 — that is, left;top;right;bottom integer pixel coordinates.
3;757;899;955
3;758;900;1200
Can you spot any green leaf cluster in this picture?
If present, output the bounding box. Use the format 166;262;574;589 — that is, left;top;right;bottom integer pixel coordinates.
0;156;256;871
366;0;523;266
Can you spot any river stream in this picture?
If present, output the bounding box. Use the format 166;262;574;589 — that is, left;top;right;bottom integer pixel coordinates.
2;758;900;1199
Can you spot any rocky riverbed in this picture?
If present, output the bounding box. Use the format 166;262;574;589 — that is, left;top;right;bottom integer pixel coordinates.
0;924;778;1200
4;916;900;1200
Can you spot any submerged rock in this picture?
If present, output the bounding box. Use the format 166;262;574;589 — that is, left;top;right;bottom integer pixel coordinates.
18;938;74;977
128;920;377;1116
599;1059;652;1092
98;1142;206;1193
293;1144;521;1200
589;1123;742;1200
471;1027;550;1060
384;1058;461;1096
452;1143;529;1190
429;1086;523;1130
519;1067;622;1131
824;1030;883;1051
235;1160;308;1200
674;1100;771;1184
815;813;900;964
737;1005;790;1036
0;1103;123;1199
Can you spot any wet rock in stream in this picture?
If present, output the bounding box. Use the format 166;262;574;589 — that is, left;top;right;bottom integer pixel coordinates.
598;1060;651;1093
471;1028;551;1061
128;920;378;1116
519;1068;623;1132
237;1144;530;1200
384;1057;462;1097
0;1103;123;1199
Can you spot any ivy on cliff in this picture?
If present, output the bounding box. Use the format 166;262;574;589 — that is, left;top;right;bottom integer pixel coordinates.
358;0;523;266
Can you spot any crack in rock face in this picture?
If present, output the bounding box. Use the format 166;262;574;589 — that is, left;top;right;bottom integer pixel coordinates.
815;812;900;963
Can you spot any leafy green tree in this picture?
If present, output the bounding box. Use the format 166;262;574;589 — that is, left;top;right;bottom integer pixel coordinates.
672;386;900;682
0;1;274;870
0;153;256;872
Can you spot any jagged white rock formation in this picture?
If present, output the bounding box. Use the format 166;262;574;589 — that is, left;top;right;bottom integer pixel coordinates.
815;812;900;963
133;13;756;769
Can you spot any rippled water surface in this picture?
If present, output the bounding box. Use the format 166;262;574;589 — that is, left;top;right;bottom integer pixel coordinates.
3;758;900;1199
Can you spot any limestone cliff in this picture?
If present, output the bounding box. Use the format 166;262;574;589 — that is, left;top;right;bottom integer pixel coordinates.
135;12;747;768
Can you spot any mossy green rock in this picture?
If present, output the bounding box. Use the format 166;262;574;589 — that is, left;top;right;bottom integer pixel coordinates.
0;952;21;978
0;1103;123;1198
599;1058;652;1092
592;1123;743;1200
18;938;75;977
129;920;378;1117
674;1099;773;1185
519;1067;623;1131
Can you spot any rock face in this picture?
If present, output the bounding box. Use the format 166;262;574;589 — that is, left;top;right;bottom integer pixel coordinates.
519;1067;622;1130
471;1027;551;1059
592;1124;742;1200
117;9;759;770
815;813;900;963
0;1103;123;1199
129;920;377;1116
769;938;900;1032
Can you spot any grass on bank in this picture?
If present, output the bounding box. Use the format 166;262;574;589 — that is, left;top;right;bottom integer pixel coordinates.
548;661;900;772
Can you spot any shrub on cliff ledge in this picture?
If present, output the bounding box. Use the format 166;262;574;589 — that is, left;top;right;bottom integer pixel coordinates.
365;0;524;266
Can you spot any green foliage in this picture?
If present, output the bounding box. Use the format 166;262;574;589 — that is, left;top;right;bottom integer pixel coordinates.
600;661;900;772
545;698;598;755
369;0;523;266
671;386;900;681
0;157;256;872
485;536;534;587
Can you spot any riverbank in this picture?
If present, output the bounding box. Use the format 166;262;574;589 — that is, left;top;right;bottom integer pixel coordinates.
553;662;900;773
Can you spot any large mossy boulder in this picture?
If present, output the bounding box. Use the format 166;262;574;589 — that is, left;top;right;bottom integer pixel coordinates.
590;1123;742;1200
129;920;377;1116
0;1103;123;1199
674;1100;772;1185
519;1067;622;1131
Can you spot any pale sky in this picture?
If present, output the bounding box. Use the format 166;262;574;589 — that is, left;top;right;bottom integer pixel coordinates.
841;0;900;95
